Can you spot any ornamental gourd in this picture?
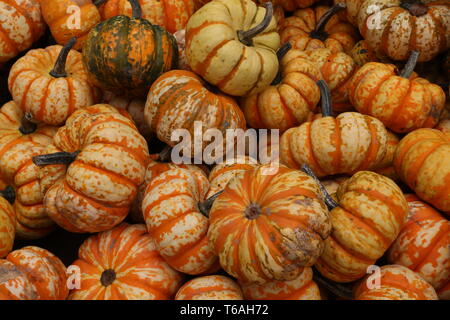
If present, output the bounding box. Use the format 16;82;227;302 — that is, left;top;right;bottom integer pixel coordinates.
355;265;438;300
0;246;68;300
393;128;450;214
313;170;408;282
69;223;184;300
280;80;388;177
241;44;323;133
33;104;150;233
241;267;321;300
348;51;446;133
142;167;219;275
0;187;15;258
82;0;178;97
280;4;359;54
185;0;281;97
175;275;243;300
208;164;332;284
40;0;101;50
8;38;101;126
0;0;45;63
97;0;196;33
388;195;449;298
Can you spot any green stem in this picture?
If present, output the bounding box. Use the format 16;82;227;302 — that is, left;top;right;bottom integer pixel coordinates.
33;151;80;166
301;164;339;211
309;3;346;41
49;37;76;78
238;2;273;46
271;42;292;85
128;0;142;19
0;186;15;204
317;80;334;118
399;51;420;78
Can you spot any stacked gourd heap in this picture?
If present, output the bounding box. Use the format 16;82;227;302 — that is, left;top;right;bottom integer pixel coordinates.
0;0;448;300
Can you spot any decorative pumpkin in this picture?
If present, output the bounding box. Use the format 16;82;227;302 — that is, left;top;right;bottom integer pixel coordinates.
0;187;15;258
0;101;58;239
32;104;150;233
241;44;323;132
0;0;45;63
82;0;178;97
349;40;378;66
142;167;219;275
280;4;359;54
241;267;321;300
8;38;101;126
348;51;446;133
69;223;183;300
355;0;450;62
355;265;438;300
280;80;389;177
314;171;408;282
185;0;281;97
208;164;332;284
40;0;101;50
388;195;449;298
98;0;195;34
175;275;243;300
393;128;450;214
374;131;400;181
0;246;68;300
144;70;246;160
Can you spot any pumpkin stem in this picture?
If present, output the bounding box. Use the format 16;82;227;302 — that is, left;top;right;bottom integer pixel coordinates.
244;202;262;220
93;0;108;6
301;164;339;211
400;0;428;17
313;270;354;299
317;80;334;118
19;113;37;135
128;0;142;19
237;2;273;46
198;190;224;217
0;186;15;205
157;145;173;163
32;151;80;166
271;42;292;86
310;3;346;41
49;37;76;78
399;51;420;78
100;269;116;287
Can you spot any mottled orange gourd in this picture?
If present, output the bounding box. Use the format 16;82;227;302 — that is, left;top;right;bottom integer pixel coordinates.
69;223;184;300
175;275;244;300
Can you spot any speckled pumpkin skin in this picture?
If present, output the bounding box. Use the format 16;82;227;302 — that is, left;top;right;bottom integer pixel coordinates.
0;197;15;258
315;171;408;283
355;265;438;300
348;62;446;133
43;104;150;233
175;275;243;300
393;128;450;214
98;0;196;34
388;195;449;298
40;0;101;50
82;14;178;97
241;267;321;300
69;223;184;300
142;167;219;275
280;112;388;177
0;0;45;63
280;6;359;54
0;101;58;239
208;164;332;284
185;0;280;97
374;130;400;181
0;246;68;300
8;44;101;126
241;49;322;133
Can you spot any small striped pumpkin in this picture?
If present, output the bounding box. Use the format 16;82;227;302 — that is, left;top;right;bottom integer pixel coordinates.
175;275;243;300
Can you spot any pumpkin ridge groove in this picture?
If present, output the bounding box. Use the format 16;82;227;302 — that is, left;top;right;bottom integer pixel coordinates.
195;39;232;76
354;118;381;172
326;229;376;265
36;78;52;123
378;9;404;55
427;8;447;52
216;46;246;89
17;73;43;111
83;141;147;168
305;123;324;175
361;73;393;116
0;25;17;54
243;49;265;97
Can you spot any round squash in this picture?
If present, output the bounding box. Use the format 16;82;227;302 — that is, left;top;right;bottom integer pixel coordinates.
82;0;178;97
355;265;438;300
315;171;408;282
0;187;15;258
175;275;243;300
208;164;332;284
393;128;450;214
0;246;68;300
8;38;101;126
388;194;449;298
185;0;281;97
0;0;45;63
33;104;150;233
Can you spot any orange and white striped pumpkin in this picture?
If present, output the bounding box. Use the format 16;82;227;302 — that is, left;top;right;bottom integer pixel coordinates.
0;246;68;300
69;223;184;300
374;130;400;182
0;192;15;258
175;275;243;300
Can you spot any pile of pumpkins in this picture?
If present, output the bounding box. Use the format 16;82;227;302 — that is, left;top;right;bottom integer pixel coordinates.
0;0;448;300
